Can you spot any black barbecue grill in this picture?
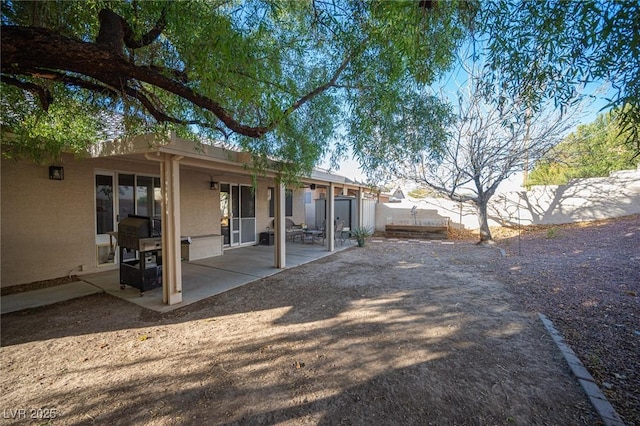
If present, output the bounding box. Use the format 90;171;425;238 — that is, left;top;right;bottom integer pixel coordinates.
118;215;162;295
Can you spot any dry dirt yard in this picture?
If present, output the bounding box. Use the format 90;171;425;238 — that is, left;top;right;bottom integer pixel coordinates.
1;216;637;425
490;214;640;425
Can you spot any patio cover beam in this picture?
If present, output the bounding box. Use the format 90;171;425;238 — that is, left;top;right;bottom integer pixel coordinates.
327;182;335;252
274;180;286;268
160;153;183;305
357;188;364;229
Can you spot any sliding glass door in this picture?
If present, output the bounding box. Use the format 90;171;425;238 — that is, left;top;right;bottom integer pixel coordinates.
220;184;255;247
95;172;161;265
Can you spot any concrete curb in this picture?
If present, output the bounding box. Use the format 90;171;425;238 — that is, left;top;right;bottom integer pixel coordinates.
538;313;626;426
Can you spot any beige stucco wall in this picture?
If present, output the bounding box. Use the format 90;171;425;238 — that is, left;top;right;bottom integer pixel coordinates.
382;166;640;231
253;184;307;234
1;154;299;288
2;155;94;287
179;167;220;236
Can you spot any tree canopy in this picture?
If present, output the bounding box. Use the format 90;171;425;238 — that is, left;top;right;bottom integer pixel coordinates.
2;1;638;181
528;108;640;186
477;0;639;154
1;0;474;179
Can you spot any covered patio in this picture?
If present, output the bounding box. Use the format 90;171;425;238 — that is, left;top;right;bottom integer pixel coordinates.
1;240;354;314
90;133;368;308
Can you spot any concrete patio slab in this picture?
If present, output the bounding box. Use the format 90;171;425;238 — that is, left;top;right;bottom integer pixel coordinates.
1;281;103;314
2;240;354;314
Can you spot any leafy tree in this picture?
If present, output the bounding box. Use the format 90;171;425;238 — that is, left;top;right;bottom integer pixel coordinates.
4;1;637;183
528;108;640;186
1;0;475;180
366;58;578;243
407;186;439;199
478;0;640;154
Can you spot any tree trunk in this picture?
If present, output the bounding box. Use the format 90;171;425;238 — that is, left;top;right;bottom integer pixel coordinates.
476;199;493;243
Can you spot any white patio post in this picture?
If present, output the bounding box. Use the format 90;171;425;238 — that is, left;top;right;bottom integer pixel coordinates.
274;180;286;268
327;182;335;251
160;154;183;305
357;187;364;229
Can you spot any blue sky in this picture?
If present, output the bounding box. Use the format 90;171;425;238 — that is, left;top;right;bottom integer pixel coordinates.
321;63;615;185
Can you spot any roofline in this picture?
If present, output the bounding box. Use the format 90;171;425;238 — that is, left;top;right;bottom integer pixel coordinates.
89;132;368;190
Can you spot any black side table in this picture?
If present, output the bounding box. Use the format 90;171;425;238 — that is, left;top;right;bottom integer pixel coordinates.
259;231;275;246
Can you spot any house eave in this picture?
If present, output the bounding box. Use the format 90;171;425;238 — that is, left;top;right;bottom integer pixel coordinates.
89;132;367;190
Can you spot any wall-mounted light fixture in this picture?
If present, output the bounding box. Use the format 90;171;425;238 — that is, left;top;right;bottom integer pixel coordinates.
309;183;317;190
210;181;219;190
49;166;64;180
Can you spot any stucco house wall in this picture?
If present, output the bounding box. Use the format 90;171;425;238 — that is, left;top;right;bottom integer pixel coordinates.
2;132;364;291
2;154;97;287
1;154;307;288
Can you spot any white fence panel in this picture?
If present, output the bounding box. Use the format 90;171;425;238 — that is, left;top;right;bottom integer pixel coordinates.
362;199;376;231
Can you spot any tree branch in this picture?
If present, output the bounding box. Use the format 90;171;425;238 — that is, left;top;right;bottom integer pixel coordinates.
283;53;350;117
8;68;119;98
0;75;52;110
123;8;167;49
1;25;351;139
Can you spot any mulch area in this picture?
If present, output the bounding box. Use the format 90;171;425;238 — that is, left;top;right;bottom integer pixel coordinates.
490;214;640;425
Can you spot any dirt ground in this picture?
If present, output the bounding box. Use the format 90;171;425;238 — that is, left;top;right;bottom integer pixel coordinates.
489;214;640;425
3;218;638;425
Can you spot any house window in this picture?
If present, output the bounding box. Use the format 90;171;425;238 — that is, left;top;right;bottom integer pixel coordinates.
118;174;135;221
96;174;114;235
268;187;293;217
95;172;161;267
117;174;161;221
96;172;161;237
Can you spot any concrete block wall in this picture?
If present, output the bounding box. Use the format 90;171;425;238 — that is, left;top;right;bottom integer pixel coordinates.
374;202;450;232
383;166;640;232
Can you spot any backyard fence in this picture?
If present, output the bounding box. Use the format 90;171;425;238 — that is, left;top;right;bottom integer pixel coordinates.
377;165;640;231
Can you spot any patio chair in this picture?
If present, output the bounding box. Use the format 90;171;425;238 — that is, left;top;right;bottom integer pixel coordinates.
287;219;305;242
335;220;345;245
271;218;305;242
319;219;345;245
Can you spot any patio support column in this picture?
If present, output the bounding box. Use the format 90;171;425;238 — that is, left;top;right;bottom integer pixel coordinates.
160;154;183;305
274;180;286;268
357;187;364;229
327;182;335;251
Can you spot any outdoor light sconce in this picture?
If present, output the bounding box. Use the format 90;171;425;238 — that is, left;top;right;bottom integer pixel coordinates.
210;181;219;190
49;166;64;180
310;183;317;190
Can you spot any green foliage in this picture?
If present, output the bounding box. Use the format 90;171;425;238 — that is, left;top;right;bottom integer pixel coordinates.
351;87;454;184
1;84;113;162
478;0;640;154
351;226;373;246
545;227;559;239
1;0;475;180
407;187;438;199
528;109;640;186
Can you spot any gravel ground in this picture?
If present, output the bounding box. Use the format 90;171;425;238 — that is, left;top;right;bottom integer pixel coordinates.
2;234;603;425
1;215;637;425
490;214;640;425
